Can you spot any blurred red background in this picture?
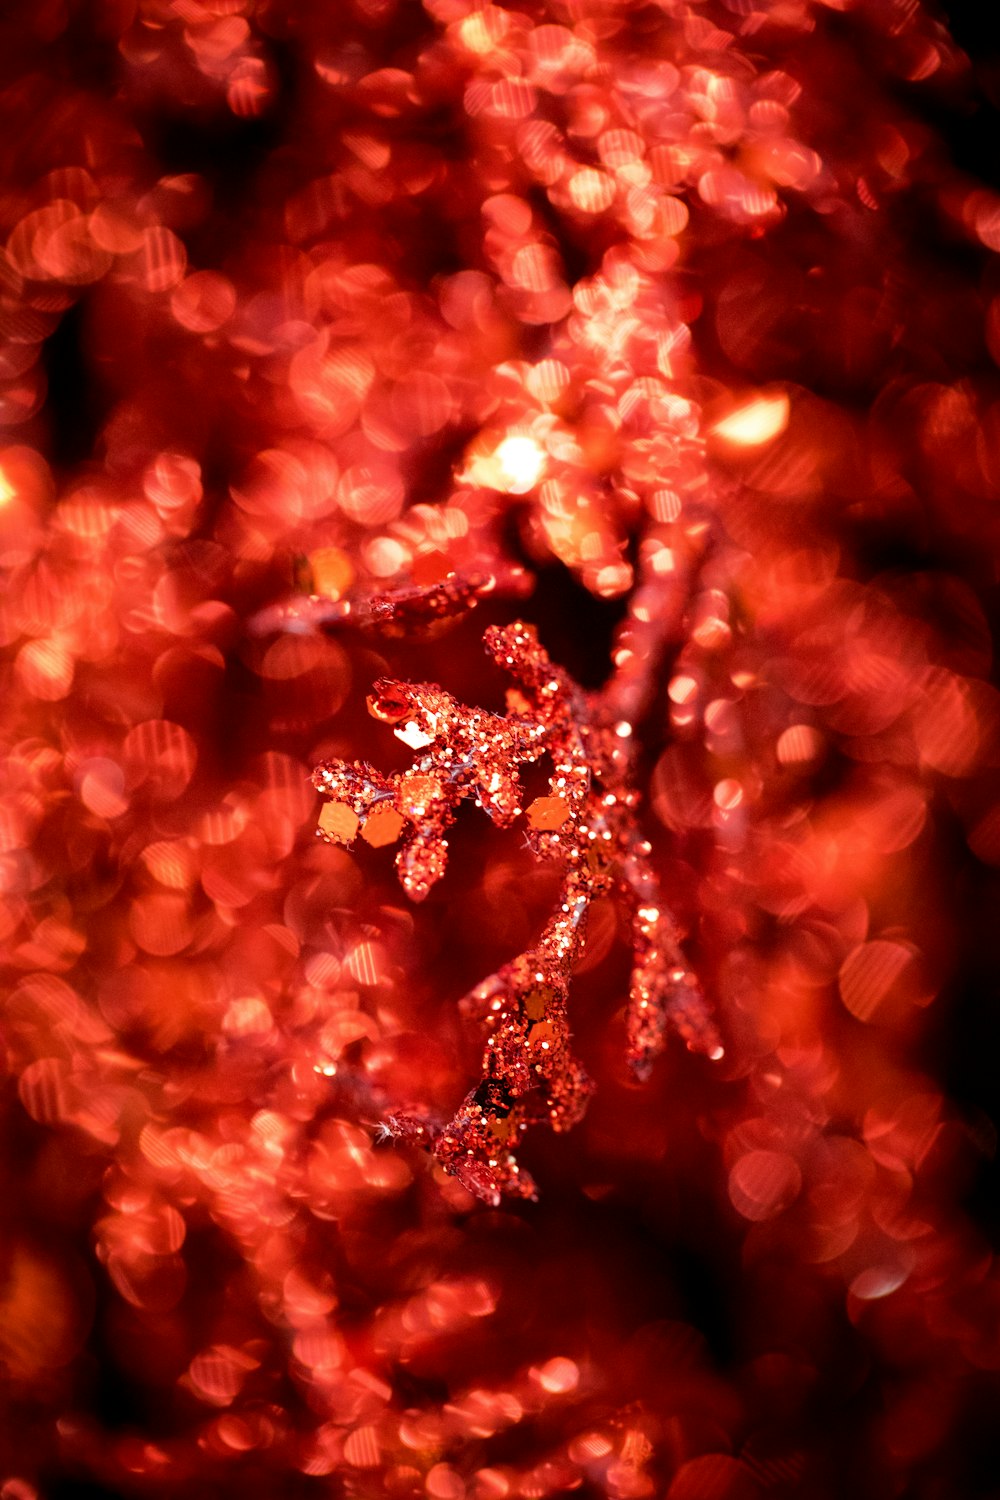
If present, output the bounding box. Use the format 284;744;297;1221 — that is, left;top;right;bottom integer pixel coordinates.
2;1;1000;1497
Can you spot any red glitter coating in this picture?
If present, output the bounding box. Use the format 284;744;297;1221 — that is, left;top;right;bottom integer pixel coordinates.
314;615;721;1201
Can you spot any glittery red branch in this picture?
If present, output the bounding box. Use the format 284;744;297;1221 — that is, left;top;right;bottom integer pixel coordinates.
312;616;722;1203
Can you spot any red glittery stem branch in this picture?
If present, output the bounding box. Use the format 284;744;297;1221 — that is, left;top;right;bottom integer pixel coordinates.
312;610;722;1204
